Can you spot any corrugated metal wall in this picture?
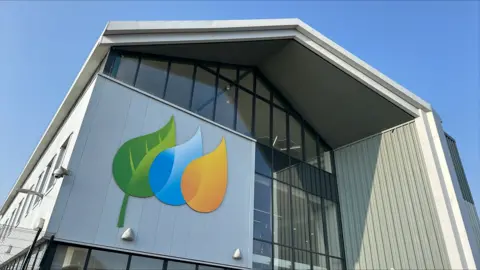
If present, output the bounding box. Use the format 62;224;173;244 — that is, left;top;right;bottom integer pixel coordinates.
445;134;474;204
334;122;450;269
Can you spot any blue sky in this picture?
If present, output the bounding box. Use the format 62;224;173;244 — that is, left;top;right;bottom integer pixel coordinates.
0;1;478;208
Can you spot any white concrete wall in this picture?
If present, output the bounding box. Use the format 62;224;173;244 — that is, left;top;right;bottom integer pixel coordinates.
49;76;255;269
0;77;97;264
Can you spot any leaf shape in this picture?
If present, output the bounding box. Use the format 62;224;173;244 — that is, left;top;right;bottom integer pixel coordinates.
112;116;176;198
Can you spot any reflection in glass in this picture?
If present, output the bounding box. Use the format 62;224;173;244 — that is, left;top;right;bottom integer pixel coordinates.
304;127;319;168
274;245;292;270
294;250;311;270
254;174;272;242
239;71;254;91
272;107;287;153
198;266;224;270
220;67;236;82
291;188;310;251
135;59;168;97
325;200;342;257
253;240;272;270
129;256;163;270
330;257;344;270
236;89;253;136
215;78;236;130
114;55;138;85
289;115;303;160
164;63;194;109
256;78;271;100
256;144;272;177
309;194;326;253
255;98;271;146
191;68;216;120
319;143;333;173
167;261;196;270
87;249;128;270
272;150;289;183
51;245;88;270
273;181;291;246
312;254;328;270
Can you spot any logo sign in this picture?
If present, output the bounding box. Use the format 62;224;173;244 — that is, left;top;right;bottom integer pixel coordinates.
112;116;228;228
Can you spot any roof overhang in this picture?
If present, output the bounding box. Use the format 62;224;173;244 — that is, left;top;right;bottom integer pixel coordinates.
1;19;432;214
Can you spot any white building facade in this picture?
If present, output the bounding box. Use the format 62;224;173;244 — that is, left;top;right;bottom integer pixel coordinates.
0;19;478;270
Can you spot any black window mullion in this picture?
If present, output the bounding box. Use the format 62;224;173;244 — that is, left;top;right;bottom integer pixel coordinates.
233;68;239;130
162;259;168;270
212;67;220;122
188;65;197;111
289;184;295;270
162;61;172;100
132;57;141;86
307;193;313;270
321;199;330;270
125;255;132;270
83;249;92;270
251;75;257;137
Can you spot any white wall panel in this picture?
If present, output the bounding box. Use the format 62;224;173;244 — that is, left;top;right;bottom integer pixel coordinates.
52;76;255;269
334;122;450;269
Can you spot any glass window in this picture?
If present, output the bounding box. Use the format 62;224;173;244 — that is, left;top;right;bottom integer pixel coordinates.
253;240;272;270
129;256;163;270
256;144;272;177
294;250;311;270
198;265;223;270
34;172;47;205
309;194;326;253
239;70;254;91
256;78;271;100
312;254;327;270
220;67;237;82
254;174;272;242
167;261;195;270
164;63;194;110
273;181;291;246
291;188;310;251
255;98;271;146
51;245;88;270
274;245;292;270
87;249;128;270
45;155;57;192
215;78;236;130
272;150;290;183
272;107;287;153
14;199;24;226
236;89;253;136
288;116;303;160
135;58;168;98
329;258;343;270
273;95;286;109
191;67;216;120
25;184;35;216
113;55;138;85
324;200;342;257
318;143;332;173
304;127;319;168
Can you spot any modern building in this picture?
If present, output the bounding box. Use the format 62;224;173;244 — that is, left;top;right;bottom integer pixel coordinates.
0;19;478;270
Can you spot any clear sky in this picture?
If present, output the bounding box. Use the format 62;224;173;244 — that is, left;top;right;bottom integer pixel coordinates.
0;1;478;209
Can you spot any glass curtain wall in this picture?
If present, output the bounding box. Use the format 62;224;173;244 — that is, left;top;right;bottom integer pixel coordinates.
104;49;344;270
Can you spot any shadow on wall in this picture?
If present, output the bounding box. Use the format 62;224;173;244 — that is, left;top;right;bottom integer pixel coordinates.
335;122;450;270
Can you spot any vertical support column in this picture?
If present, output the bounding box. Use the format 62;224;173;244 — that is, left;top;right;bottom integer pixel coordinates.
414;109;476;269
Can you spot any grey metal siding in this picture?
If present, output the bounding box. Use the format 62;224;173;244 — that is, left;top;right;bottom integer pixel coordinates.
334;122;450;269
466;202;480;257
445;134;474;204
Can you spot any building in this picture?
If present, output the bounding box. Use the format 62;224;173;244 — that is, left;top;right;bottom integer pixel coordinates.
0;18;478;270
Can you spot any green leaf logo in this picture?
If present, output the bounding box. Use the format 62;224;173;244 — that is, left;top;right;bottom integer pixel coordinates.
112;116;176;227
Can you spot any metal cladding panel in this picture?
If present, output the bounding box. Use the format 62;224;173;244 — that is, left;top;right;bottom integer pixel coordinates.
465;202;480;257
334;122;450;269
53;76;255;269
445;135;474;204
